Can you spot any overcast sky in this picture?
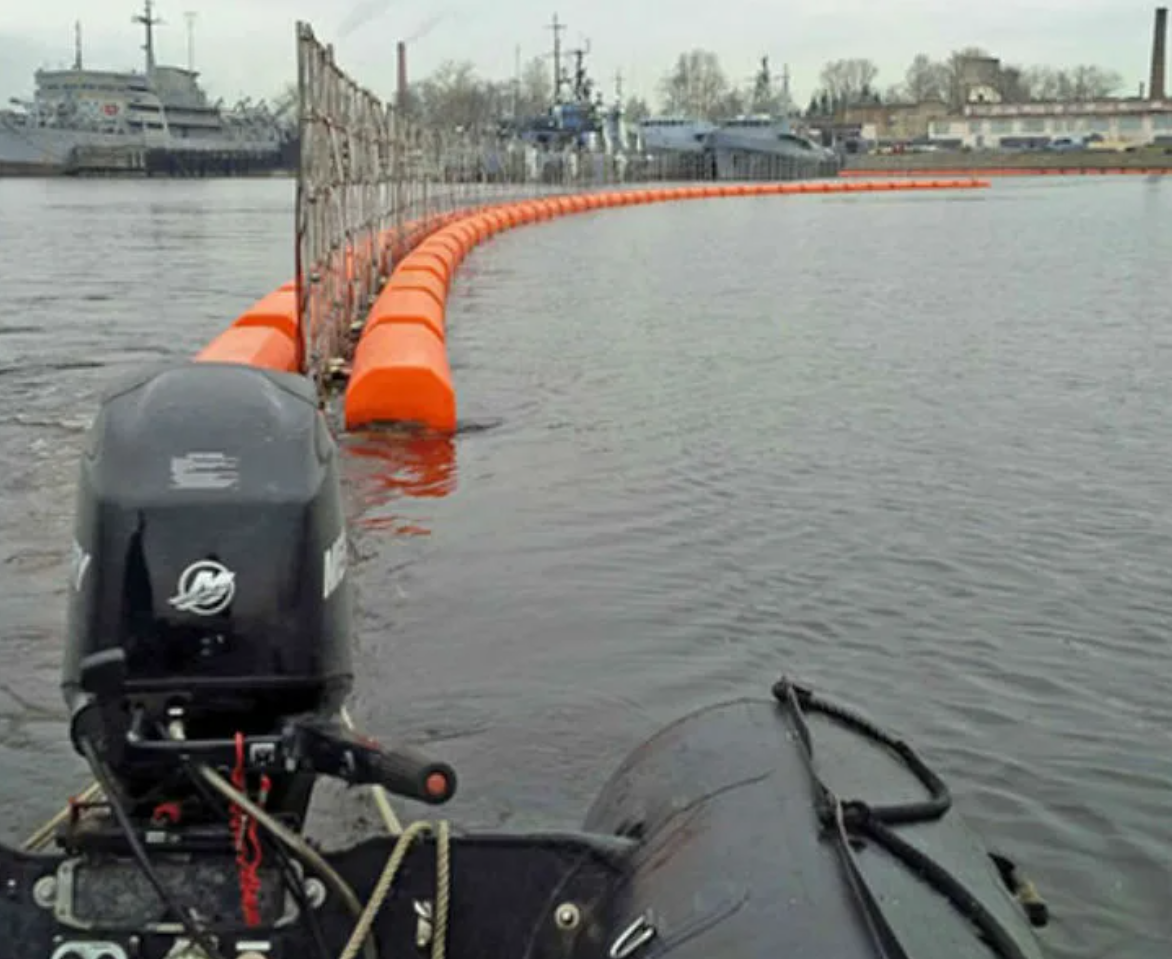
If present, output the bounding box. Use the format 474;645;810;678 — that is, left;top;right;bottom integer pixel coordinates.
1;0;1164;108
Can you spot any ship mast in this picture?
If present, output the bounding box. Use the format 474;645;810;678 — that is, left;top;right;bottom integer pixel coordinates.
512;44;520;118
752;56;772;113
566;40;592;102
546;13;565;104
133;0;162;75
184;11;196;72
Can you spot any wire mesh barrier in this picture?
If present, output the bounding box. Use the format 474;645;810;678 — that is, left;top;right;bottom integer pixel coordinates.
293;22;838;394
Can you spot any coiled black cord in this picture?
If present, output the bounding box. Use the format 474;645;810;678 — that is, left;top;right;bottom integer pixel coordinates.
773;676;1048;959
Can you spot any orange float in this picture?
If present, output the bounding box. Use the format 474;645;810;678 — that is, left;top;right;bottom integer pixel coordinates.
196;326;298;372
346;323;456;432
400;250;454;289
365;287;446;342
230;288;299;341
384;268;446;308
452;221;480;246
419;234;465;265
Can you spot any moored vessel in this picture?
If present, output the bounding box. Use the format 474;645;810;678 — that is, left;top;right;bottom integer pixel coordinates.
0;3;286;175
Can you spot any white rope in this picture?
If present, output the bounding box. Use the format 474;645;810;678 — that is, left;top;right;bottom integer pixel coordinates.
336;819;451;959
22;781;102;851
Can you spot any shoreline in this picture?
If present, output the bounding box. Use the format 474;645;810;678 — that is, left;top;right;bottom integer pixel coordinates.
6;149;1172;181
841;149;1172;175
0;162;296;179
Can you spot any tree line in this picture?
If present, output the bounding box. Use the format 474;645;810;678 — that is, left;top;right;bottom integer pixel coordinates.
656;48;1124;120
401;56;554;131
274;45;1126;132
809;50;1124;116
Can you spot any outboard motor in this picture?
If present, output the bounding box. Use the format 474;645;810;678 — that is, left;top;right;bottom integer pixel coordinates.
63;361;354;825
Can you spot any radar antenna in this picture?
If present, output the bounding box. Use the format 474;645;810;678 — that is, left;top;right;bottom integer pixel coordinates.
184;11;196;71
132;0;163;74
546;13;566;103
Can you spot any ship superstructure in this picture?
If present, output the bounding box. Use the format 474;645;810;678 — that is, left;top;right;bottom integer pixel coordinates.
0;3;284;172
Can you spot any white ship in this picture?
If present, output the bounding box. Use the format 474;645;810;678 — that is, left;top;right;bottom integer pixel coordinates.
709;114;836;159
0;3;285;173
638;116;717;154
708;115;839;179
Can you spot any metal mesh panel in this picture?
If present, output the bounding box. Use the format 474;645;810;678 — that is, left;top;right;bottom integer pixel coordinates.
292;22;837;394
295;25;389;393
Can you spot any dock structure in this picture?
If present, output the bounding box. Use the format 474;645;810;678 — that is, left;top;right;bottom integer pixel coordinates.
63;145;290;177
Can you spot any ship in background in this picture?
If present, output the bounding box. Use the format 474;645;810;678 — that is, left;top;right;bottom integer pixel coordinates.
483;15;641;181
639;57;840;179
496;15;629;154
0;2;289;175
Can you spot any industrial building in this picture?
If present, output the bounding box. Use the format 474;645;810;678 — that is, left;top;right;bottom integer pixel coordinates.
928;98;1172;149
928;7;1170;149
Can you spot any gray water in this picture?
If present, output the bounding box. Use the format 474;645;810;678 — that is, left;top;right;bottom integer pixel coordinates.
1;175;1171;958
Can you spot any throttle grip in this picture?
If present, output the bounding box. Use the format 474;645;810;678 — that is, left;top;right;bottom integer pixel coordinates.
366;744;457;804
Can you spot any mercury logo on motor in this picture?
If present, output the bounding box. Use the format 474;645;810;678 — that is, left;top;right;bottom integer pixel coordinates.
169;560;236;616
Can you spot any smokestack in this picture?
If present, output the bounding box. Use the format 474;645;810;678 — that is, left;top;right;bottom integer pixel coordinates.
396;41;408;110
1152;7;1168;101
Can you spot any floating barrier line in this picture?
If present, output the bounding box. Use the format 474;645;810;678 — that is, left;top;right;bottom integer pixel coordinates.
193;177;992;432
193;206;480;375
341;177;991;432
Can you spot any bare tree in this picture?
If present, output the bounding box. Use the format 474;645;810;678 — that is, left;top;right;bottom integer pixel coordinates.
883;83;910;104
996;64;1031;103
818;58;880;108
414;60;497;130
713;87;748;119
904;54;949;103
516;56;551;117
1024;66;1062;100
1070;65;1122;98
272;82;298;118
943;46;992;108
1013;64;1121;102
658;50;730;119
623;95;651;123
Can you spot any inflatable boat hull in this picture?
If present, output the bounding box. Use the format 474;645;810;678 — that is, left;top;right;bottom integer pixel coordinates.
585;691;1046;959
0;683;1047;959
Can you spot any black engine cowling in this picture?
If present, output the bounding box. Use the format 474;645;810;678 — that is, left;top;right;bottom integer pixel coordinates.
63;361;354;811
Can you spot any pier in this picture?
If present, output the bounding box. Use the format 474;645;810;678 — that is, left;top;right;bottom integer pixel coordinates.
195;23;990;429
62;144;291;177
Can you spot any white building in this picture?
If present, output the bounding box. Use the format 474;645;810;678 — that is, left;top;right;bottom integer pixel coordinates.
929;98;1172;149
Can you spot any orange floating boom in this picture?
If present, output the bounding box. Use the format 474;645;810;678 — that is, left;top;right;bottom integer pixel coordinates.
191;178;992;431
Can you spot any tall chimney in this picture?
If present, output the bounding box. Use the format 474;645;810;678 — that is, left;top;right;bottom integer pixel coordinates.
1152;7;1168;101
396;41;408;110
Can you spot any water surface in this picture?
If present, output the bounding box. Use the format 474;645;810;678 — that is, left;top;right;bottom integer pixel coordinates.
1;175;1170;958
